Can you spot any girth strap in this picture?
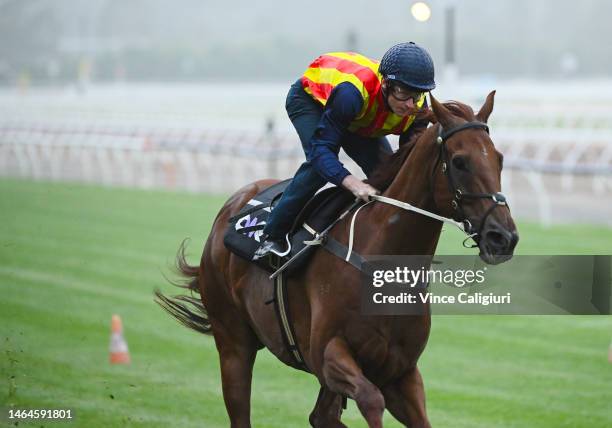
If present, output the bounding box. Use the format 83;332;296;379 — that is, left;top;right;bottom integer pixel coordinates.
272;271;310;372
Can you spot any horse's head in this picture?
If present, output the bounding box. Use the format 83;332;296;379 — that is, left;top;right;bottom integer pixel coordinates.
429;92;518;264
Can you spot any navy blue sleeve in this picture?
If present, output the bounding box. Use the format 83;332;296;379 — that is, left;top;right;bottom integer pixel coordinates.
307;82;363;186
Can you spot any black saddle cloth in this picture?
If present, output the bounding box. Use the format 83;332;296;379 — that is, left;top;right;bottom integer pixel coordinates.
223;179;354;274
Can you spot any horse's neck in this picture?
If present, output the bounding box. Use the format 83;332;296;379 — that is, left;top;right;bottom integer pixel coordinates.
386;139;437;209
365;136;443;255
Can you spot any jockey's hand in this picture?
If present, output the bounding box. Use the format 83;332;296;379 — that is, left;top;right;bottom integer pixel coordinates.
341;175;380;202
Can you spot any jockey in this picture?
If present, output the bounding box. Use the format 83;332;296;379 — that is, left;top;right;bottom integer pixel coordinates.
254;42;436;259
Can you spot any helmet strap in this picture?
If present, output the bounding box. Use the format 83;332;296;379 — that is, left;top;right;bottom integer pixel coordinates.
380;79;393;112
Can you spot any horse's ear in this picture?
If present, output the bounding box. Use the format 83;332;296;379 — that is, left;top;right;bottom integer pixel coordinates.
476;90;496;123
429;93;452;127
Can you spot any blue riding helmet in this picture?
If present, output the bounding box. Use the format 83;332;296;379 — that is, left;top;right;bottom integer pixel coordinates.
379;42;436;91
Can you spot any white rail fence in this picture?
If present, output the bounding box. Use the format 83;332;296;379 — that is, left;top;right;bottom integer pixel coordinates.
1;124;611;226
1;81;612;225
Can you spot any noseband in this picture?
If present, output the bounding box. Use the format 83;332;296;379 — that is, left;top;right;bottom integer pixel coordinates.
434;122;509;247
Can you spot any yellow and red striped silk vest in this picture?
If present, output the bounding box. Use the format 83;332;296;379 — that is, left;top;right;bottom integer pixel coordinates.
301;52;425;138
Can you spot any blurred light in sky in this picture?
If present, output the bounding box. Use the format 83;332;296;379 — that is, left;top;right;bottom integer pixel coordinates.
411;2;432;22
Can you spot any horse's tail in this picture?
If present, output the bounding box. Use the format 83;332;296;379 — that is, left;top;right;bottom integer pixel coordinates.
154;239;212;335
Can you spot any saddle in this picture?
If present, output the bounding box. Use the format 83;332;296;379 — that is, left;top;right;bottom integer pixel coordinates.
223;179;355;275
222;180;357;372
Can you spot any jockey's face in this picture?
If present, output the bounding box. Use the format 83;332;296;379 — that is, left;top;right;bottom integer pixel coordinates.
383;81;423;117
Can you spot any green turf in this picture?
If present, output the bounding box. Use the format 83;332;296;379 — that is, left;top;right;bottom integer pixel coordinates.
1;178;611;427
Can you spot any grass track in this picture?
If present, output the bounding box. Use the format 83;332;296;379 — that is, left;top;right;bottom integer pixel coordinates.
1;178;611;427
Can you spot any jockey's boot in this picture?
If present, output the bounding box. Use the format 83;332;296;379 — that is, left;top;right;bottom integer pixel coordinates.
253;234;291;259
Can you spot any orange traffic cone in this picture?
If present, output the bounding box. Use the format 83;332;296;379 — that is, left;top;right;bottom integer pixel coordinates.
109;314;130;364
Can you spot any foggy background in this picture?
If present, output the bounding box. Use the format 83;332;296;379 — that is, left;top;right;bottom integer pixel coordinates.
1;0;611;84
1;0;611;227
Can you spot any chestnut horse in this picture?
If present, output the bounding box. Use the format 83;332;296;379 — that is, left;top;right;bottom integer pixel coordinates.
156;92;518;427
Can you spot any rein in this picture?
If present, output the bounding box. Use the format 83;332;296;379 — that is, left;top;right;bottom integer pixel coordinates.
344;194;470;261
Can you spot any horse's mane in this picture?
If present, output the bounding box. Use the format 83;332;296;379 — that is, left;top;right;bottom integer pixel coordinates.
367;101;476;191
367;138;419;190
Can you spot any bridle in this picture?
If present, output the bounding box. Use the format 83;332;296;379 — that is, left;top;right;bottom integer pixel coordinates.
433;121;509;247
343;120;511;259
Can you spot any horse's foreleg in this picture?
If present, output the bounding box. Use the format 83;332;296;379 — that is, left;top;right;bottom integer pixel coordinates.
309;386;347;428
382;366;431;428
322;336;385;428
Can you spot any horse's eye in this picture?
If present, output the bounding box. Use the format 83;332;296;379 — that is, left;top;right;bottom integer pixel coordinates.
452;155;469;172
